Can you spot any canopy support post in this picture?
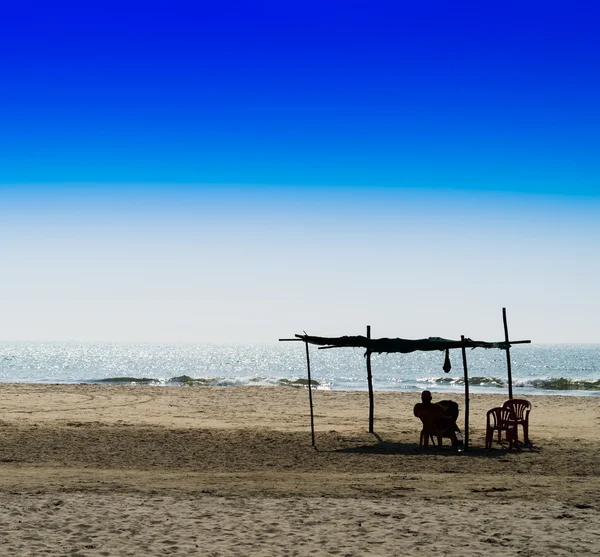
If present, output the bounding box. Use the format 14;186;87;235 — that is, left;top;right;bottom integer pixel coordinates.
460;335;470;452
502;307;514;399
304;340;316;448
366;325;374;433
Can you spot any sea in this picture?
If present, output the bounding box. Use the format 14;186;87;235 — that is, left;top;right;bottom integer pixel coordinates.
1;341;599;396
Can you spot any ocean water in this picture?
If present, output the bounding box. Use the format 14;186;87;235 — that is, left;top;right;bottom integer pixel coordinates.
1;341;599;396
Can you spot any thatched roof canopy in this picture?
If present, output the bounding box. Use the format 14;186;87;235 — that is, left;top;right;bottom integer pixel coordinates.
295;334;509;354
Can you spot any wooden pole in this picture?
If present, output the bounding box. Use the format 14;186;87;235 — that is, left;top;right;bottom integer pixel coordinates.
304;341;316;448
460;335;470;451
503;307;514;399
366;325;374;433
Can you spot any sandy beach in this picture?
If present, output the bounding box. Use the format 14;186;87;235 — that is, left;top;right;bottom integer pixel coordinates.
1;384;599;556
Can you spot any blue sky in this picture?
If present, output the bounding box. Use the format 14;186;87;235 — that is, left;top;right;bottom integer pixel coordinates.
1;1;599;342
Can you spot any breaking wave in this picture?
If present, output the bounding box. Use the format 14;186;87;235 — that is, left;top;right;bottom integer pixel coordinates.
427;376;600;391
93;376;324;388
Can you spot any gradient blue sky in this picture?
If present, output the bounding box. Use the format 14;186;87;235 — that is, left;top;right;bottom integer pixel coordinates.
2;1;599;342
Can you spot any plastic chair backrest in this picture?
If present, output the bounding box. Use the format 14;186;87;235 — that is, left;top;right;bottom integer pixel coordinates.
502;399;531;421
487;406;516;429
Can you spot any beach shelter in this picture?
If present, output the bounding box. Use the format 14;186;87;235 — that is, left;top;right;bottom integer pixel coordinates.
280;308;530;451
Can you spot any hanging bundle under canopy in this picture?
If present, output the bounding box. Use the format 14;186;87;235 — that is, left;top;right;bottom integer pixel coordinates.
443;348;452;373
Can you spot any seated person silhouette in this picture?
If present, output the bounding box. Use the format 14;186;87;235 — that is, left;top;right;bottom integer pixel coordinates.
413;390;460;448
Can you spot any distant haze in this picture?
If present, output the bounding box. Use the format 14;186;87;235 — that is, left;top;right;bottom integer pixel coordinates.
2;186;598;343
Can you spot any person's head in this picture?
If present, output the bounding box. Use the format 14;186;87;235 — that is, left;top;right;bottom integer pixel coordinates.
421;390;432;403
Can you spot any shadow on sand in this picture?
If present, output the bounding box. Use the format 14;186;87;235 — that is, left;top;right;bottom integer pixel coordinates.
331;437;539;458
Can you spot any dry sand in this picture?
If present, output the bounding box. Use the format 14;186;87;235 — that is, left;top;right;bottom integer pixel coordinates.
1;384;599;556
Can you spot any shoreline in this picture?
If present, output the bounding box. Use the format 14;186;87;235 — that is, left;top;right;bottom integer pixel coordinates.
2;379;600;398
1;384;599;555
